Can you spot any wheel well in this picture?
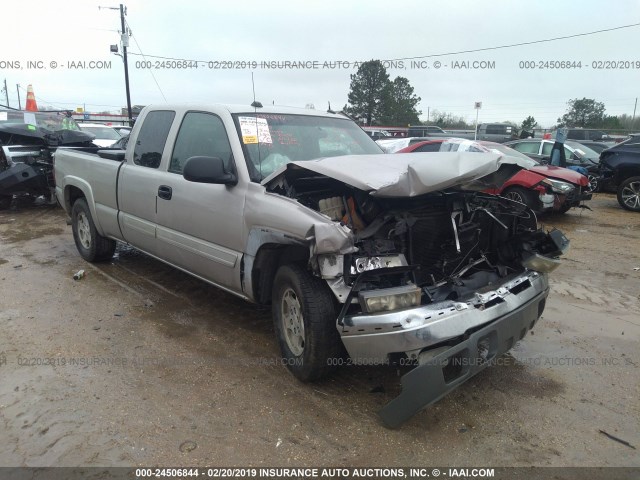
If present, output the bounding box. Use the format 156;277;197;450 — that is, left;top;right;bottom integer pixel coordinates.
252;244;309;305
616;167;640;186
66;186;85;211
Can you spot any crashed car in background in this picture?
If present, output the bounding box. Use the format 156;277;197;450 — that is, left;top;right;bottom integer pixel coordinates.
505;138;601;193
0;109;96;209
399;138;591;214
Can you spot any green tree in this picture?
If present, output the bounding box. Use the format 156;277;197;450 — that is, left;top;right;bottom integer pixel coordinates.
618;114;640;131
430;110;472;129
600;114;622;130
521;116;538;132
558;98;606;127
380;77;421;126
345;60;390;126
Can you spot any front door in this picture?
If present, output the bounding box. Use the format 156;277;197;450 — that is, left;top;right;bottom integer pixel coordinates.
155;111;245;291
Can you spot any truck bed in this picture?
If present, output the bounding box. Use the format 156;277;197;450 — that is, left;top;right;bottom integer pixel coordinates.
54;148;125;239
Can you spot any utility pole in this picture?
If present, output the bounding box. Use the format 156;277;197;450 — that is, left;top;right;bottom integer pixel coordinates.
633;97;637;122
16;84;21;109
100;4;132;126
2;79;9;107
427;106;430;122
120;4;133;126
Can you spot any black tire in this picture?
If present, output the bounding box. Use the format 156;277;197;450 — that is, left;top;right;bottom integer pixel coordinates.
71;198;116;262
0;195;11;210
503;186;538;211
557;202;573;214
272;264;341;382
617;176;640;212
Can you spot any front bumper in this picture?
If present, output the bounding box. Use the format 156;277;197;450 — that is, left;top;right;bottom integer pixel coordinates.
570;190;592;205
558;188;592;210
377;282;549;427
340;271;548;363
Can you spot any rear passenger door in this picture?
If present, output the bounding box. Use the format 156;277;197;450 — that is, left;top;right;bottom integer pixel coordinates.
118;110;176;255
155;111;245;291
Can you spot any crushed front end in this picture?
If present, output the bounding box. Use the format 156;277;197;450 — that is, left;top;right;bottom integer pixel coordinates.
266;155;569;427
0;118;95;207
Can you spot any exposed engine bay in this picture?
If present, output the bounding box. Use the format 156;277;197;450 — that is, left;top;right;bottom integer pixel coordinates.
268;171;567;312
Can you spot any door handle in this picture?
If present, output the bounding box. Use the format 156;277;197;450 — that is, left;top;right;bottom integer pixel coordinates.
158;185;172;200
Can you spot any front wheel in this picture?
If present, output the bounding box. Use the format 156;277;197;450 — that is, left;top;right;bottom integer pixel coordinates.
71;198;116;262
503;186;538;211
272;264;341;382
617;176;640;212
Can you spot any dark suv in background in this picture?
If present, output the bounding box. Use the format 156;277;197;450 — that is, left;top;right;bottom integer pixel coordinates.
565;128;612;142
599;135;640;212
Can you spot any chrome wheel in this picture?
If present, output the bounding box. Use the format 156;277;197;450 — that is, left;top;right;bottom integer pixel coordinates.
586;174;599;193
505;191;525;203
76;211;92;249
281;288;305;356
621;180;640;210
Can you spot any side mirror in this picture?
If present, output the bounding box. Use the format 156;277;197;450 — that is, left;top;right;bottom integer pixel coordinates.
183;156;237;185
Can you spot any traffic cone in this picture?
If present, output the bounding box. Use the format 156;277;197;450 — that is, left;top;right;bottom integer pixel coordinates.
25;84;38;111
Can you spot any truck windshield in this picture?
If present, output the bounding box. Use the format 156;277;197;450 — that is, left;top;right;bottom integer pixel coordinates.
232;113;383;181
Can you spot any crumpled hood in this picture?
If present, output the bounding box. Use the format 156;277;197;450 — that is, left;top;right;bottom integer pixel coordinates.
263;152;523;197
530;165;588;186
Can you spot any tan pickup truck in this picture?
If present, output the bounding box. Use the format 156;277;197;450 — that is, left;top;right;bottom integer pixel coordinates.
54;104;569;427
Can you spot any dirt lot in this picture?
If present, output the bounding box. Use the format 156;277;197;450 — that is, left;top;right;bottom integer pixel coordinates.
0;193;638;468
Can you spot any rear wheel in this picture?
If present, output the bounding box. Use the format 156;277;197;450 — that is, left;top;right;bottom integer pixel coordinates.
272;264;341;382
617;176;640;212
503;187;538;211
71;198;116;262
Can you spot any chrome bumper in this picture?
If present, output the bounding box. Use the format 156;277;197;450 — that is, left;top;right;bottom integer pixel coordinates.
378;282;549;427
340;271;548;363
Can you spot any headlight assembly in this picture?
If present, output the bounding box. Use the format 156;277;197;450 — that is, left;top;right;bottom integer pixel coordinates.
542;178;574;194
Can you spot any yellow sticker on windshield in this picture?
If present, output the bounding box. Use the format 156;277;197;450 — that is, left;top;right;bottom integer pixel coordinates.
243;135;258;144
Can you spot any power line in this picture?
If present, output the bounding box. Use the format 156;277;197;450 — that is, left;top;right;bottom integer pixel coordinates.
384;22;640;61
126;22;640;64
125;19;167;102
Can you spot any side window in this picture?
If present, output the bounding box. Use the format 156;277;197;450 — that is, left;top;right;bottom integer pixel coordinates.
564;147;574;159
568;129;585;140
588;131;604;140
169;112;233;174
541;142;553;156
513;141;540;154
133;110;176;168
414;142;441;152
485;125;506;135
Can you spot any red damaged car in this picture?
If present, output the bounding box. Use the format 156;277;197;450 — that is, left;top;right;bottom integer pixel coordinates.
397;138;592;214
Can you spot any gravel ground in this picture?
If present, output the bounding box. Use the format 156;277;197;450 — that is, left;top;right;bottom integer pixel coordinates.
0;193;638;468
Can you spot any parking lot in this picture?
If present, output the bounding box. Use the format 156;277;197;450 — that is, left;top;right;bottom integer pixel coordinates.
0;193;638;467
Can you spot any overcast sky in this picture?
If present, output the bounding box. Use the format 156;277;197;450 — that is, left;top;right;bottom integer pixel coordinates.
2;0;639;127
